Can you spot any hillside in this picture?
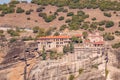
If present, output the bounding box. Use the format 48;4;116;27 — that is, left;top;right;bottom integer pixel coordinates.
0;1;119;33
0;0;120;80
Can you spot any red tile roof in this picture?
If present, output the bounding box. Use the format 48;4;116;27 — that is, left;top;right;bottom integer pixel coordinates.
93;41;104;44
39;35;71;39
75;34;82;37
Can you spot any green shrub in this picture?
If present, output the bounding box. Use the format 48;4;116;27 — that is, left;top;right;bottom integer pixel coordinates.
38;13;47;18
7;29;20;36
92;17;97;21
115;31;120;36
77;11;85;16
10;38;17;43
90;22;97;30
27;17;31;20
58;16;64;21
33;26;40;33
59;25;68;31
99;20;106;26
103;33;115;41
71;36;82;43
98;27;105;31
80;23;89;30
0;30;4;36
105;21;114;28
63;9;68;12
22;36;33;41
79;68;84;74
104;12;112;17
65;19;71;23
25;10;31;15
56;7;64;12
44;15;56;22
67;12;74;16
112;42;120;48
68;75;74;80
54;32;60;36
16;7;25;13
9;1;20;4
36;7;44;12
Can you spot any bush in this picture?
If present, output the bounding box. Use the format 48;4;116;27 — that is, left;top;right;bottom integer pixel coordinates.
38;13;47;18
68;75;74;80
71;36;82;43
99;20;106;26
9;1;20;4
7;29;20;36
63;9;68;12
16;7;25;13
36;7;44;12
25;10;31;15
112;42;120;48
104;12;112;17
44;15;56;22
54;32;60;36
90;22;97;29
58;16;64;21
67;12;74;16
105;21;114;28
77;11;85;16
33;26;40;33
10;38;17;43
103;33;115;41
115;31;120;36
22;36;33;41
27;17;31;20
0;30;4;36
79;68;84;74
56;7;64;12
98;27;105;31
80;23;89;30
59;25;68;31
65;19;71;23
92;17;97;21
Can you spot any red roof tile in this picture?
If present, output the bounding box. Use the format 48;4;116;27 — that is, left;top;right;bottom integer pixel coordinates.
93;41;104;44
75;34;82;37
39;35;71;39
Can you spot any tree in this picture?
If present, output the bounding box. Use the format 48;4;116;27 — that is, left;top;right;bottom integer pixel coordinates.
32;26;40;33
82;31;88;39
42;46;46;60
63;45;69;54
0;30;4;36
69;75;74;80
70;42;74;53
54;32;60;36
16;7;25;13
104;12;111;17
59;25;68;31
25;10;31;15
105;21;114;28
98;27;105;31
10;38;17;43
58;16;64;21
103;33;115;41
67;12;74;16
7;29;19;36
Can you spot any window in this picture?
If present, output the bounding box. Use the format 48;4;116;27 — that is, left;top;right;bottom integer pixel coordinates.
56;42;59;44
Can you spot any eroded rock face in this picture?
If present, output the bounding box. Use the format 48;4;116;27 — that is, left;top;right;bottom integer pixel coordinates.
0;72;8;80
76;71;105;80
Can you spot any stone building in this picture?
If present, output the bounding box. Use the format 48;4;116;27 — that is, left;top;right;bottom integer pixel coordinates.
37;35;71;51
